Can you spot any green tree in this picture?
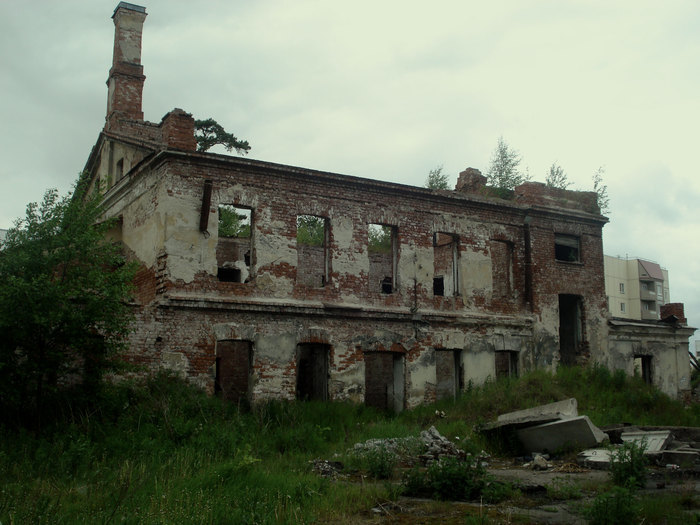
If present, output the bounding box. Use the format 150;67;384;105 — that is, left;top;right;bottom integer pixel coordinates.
368;224;392;253
0;177;136;427
219;205;251;238
194;118;251;154
592;166;610;214
297;215;325;246
425;165;450;190
545;162;571;189
486;136;529;193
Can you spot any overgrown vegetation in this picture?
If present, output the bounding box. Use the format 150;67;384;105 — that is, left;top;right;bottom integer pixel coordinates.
0;177;136;430
1;366;699;523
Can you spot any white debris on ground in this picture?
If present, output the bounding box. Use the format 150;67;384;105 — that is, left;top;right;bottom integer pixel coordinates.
348;425;489;466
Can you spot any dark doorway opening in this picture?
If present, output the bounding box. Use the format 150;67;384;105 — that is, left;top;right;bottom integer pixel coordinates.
215;340;253;404
296;343;329;401
634;355;653;385
364;351;404;412
559;294;583;366
436;349;463;400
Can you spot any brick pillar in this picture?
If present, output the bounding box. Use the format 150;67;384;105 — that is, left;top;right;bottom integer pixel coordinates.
106;3;147;128
455;168;486;194
161;109;197;151
660;303;687;324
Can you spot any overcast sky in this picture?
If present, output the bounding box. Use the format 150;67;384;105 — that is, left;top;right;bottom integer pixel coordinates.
1;1;698;345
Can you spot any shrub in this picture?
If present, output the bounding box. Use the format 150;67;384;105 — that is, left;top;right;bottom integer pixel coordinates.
427;455;486;501
585;486;639;525
609;440;648;488
363;444;396;479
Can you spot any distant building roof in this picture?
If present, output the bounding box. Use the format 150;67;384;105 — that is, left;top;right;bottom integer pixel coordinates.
638;259;664;280
0;229;7;245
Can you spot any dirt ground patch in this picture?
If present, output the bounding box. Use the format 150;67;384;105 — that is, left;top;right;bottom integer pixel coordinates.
337;458;700;524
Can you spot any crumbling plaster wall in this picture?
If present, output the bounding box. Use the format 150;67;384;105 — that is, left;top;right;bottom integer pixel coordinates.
126;302;541;408
607;324;693;397
108;153;614;403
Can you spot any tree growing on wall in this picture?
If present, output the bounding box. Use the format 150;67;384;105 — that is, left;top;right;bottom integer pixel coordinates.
425;165;451;190
545;162;571;189
194;118;251;155
0;176;136;427
485;137;532;199
592;166;610;214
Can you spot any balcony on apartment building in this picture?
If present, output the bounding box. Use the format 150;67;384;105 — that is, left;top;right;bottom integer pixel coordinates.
641;299;659;320
639;280;661;301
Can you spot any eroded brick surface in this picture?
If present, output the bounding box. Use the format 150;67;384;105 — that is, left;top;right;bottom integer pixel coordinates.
81;3;694;404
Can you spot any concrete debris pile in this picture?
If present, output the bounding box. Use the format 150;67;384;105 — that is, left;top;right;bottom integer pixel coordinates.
310;459;345;479
349;426;476;466
479;398;609;456
578;426;700;470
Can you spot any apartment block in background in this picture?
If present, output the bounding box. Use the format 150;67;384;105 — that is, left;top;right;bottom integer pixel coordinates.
605;256;670;321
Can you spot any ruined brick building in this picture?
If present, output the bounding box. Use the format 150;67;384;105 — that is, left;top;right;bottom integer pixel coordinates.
84;3;694;407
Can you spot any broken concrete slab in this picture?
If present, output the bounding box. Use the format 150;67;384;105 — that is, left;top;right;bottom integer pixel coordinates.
481;398;578;432
516;415;608;454
577;448;612;469
621;430;673;453
497;398;578;424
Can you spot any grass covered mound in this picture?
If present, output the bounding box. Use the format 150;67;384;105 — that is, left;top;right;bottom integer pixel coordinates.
1;366;698;523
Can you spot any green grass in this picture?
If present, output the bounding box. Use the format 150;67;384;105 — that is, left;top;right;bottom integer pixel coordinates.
1;366;699;523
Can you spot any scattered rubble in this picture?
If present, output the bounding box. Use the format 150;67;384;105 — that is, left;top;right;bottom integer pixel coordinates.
579;426;700;470
479;398;609;455
348;425;482;466
310;459;345;479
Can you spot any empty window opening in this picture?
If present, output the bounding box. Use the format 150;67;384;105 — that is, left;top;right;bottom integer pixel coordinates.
619;282;625;294
620;302;626;313
217;205;252;283
491;239;514;299
296;343;329;401
433;277;445;296
434;233;459;297
215;340;253;404
436;349;464;400
554;234;580;262
495;350;518;379
296;215;329;287
368;224;396;294
559;294;583;366
364;351;405;412
116;158;124;180
634;355;653;385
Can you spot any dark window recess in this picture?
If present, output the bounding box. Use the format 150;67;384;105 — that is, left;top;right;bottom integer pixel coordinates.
217;204;252;283
495;351;518;378
433;232;459;296
369;224;396;294
381;277;393;294
433;277;445;296
296;215;328;288
555;234;580;262
217;267;241;282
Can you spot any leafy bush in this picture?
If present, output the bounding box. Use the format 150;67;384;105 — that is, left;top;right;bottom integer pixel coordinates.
361;445;396;479
402;456;488;501
585;486;639;525
609;440;648;488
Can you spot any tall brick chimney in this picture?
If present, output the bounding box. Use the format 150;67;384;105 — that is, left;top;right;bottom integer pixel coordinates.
106;2;147;128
